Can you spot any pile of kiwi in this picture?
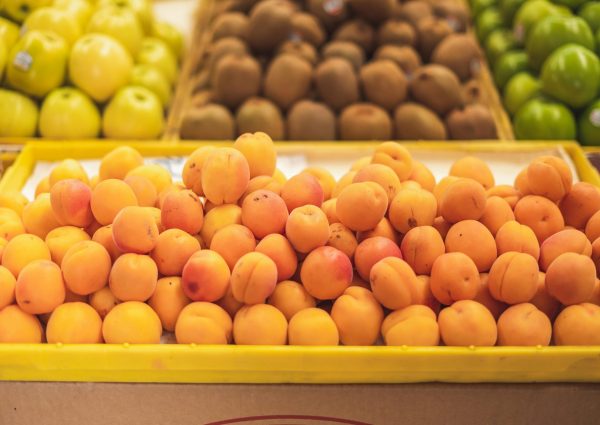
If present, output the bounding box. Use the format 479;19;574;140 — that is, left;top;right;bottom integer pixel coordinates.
180;0;499;141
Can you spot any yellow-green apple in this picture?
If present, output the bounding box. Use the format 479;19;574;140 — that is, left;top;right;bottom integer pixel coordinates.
0;89;38;137
136;37;178;84
69;33;133;103
86;6;143;55
6;30;68;98
0;42;6;81
53;0;93;28
23;7;82;46
39;87;101;139
102;85;164;139
2;0;52;23
96;0;153;34
151;20;184;60
0;17;20;50
130;64;171;107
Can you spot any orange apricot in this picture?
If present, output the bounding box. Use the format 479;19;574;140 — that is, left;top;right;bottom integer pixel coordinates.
112;206;159;254
553;303;600;345
288;308;339;346
46;302;103;344
438;300;497;346
0;191;28;216
473;273;507;320
331;286;384;346
439;178;486;223
370;257;418;310
0;305;43;343
487;252;538;304
22;193;61;239
526;156;572;202
102;301;162;344
255;233;298;281
151;228;201;276
2;233;51;277
357;217;398;243
148;277;191;332
182;146;217;196
231;252;278;304
332;170;357;198
546;252;596;305
495;220;540;260
353;163;401;203
432;216;452;239
389;188;437;233
175;301;233;344
181;250;230;302
92;225;123;262
273;168;287;184
241;175;282;202
233;132;276;178
514;195;565;243
200;204;242;246
351;156;372;171
89;286;120;319
211;224;256;270
354;236;402;281
480;196;515;236
62;240;112;295
233;304;288;345
15;260;65;314
267;280;316;321
0;207;24;240
35;177;50;197
413;275;441;314
530;272;561;321
202;147;250;205
497;303;551;346
433;176;460;208
382;305;439;346
45;226;90;266
401;225;445;275
302;167;336;201
327;222;358;260
487;185;521;209
301;246;353;300
216;285;244;318
90;179;138;225
280;173;324;212
50;179;94;228
559;182;600;229
445;220;497;272
99;146;144;180
161;189;204;234
539;229;592;271
449;156;495;190
285;205;330;253
123;175;158;207
0;266;16;310
156;183;184;210
321;198;339;224
241;189;288;238
408;160;436;192
109;253;158;302
126;164;172;194
49;158;89;187
371;142;414;180
336;182;388;232
430;252;480;305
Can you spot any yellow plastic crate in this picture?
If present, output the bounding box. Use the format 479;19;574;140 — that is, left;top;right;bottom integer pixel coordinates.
1;140;599;384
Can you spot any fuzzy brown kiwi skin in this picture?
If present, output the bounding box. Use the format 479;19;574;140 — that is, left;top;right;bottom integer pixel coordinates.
445;104;497;140
264;53;313;110
321;41;366;71
431;33;482;82
180;104;236;140
333;19;376;54
393;102;447;140
339;103;393;140
462;79;483;105
206;37;248;78
213;54;262;108
247;0;294;54
235;97;286;140
359;60;408;111
432;0;470;33
307;0;349;31
373;45;422;76
291;12;326;47
376;20;417;47
278;40;318;65
315;57;360;112
287;100;337;140
409;64;464;116
211;12;250;41
395;1;433;24
416;16;454;62
347;0;395;25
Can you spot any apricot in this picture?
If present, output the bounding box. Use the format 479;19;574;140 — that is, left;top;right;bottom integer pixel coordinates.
102;301;162;344
497;303;551;346
288;308;339;346
49;179;94;228
151;228;201;276
182;250;230;302
85;219;102;237
336;182;388;232
530;272;561;320
21;194;61;239
35;177;50;197
255;234;297;281
123;175;158;207
0;265;16;310
433;176;460;208
112;206;159;254
46;302;103;344
449;156;495;190
231;252;278;304
353;163;401;203
233;304;288;345
0;305;43;343
321;198;339;224
99;146;144;180
157;183;184;210
200;204;242;246
273;168;287;184
588;279;600;307
445;220;497;272
370;257;418;310
15;260;65;314
241;175;282;201
302;167;336;201
526;156;572;202
389;188;437;234
585;210;600;243
89;286;119;319
495;220;540;260
553;303;600;345
332;170;357;198
109;253;158;302
49;158;89;186
350;156;371;171
285;205;330;253
357;217;398;243
331;286;384;346
45;226;90;266
126;164;172;194
382;305;439;346
161;189;204;235
514;195;565;243
241;189;288;239
487;252;538;304
439;178;486;223
371;142;413;181
539;229;592;271
216;285;244;318
301;246;353;300
438;300;497;346
202;148;250;205
400;226;444;275
327;223;358;260
210;225;256;270
175;301;233;344
92;225;123;262
182;146;217;196
147;277;191;332
354;236;402;281
432;216;451;239
487;185;521;209
413;275;441;314
90;179;138;225
430;252;480;305
408;160;436;192
2;233;51;277
559;182;600;229
280;173;324;212
0;191;28;216
233;132;277;178
480;196;515;236
267;280;316;321
0;208;25;240
546;252;596;305
0;238;7;262
62;240;111;296
472;273;507;320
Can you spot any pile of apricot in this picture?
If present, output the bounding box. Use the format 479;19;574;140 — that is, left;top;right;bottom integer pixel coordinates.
0;133;599;347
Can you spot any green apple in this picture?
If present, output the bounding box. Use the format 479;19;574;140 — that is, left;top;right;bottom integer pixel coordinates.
0;17;20;51
69;33;133;103
513;0;567;44
476;7;503;42
494;50;529;88
578;99;600;145
39;87;101;139
102;85;164;139
0;89;38;137
485;29;517;66
96;0;154;34
130;64;171;107
526;16;595;70
6;30;68;98
552;0;587;11
53;0;93;28
580;2;600;33
151;20;184;60
499;0;525;25
503;72;541;115
541;44;600;108
86;6;144;56
2;0;52;23
514;98;576;140
23;7;83;46
597;29;600;54
136;37;178;84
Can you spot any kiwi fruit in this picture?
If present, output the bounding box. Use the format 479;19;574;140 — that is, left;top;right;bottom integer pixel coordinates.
229;0;261;13
287;100;336;140
264;53;313;110
278;40;318;65
432;0;470;32
377;20;417;47
409;64;464;115
307;0;349;31
211;12;250;41
347;0;395;24
189;90;214;108
395;1;433;24
373;45;422;75
180;104;235;140
315;57;360;112
213;53;262;108
463;79;483;104
339;103;392;140
445;104;497;139
333;19;375;54
393;102;447;140
291;12;326;47
321;41;365;71
247;0;294;54
431;34;482;82
416;16;453;61
236;97;285;140
207;37;248;77
359;60;408;111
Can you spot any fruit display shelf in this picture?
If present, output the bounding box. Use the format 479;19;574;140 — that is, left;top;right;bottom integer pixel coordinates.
1;140;599;385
